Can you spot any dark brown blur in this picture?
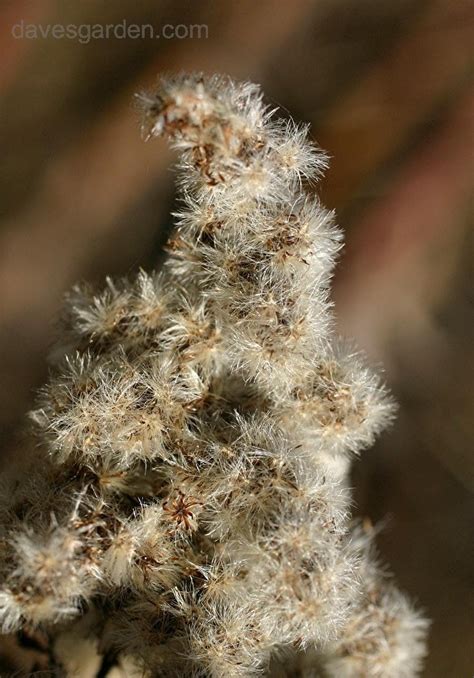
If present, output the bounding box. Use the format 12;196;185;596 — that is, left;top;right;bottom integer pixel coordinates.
0;1;472;675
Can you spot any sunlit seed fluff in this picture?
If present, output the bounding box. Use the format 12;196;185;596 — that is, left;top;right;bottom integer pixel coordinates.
31;351;209;468
321;535;429;678
59;271;174;358
277;343;397;457
183;598;275;677
1;521;101;630
0;73;427;677
101;504;184;591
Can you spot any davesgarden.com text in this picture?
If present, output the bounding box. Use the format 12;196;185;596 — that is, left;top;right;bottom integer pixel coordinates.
11;20;209;44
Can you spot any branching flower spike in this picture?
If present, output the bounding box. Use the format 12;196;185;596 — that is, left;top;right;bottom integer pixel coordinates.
0;73;428;677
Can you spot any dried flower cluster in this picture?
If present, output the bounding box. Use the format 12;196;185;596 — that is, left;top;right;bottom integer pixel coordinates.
0;74;428;676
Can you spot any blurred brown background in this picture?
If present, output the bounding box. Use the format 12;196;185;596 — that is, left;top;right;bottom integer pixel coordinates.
0;0;473;675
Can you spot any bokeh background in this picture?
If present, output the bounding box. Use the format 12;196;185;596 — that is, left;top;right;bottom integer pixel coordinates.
0;0;472;675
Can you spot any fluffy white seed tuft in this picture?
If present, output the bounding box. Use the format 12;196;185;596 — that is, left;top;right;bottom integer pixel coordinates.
0;73;427;676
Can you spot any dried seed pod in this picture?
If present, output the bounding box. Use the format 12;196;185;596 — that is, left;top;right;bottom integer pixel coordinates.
0;74;427;677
